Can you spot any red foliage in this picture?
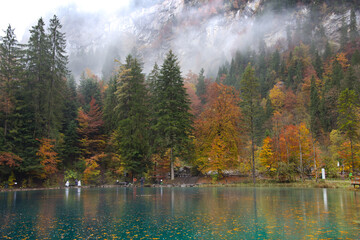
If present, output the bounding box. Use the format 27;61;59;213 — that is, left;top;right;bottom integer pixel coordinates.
77;97;104;137
36;138;60;179
0;152;22;167
184;82;202;117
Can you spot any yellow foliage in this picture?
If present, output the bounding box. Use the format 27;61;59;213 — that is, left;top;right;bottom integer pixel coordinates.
269;84;285;111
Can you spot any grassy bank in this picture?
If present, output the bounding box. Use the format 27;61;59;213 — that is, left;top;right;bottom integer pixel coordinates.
194;179;354;189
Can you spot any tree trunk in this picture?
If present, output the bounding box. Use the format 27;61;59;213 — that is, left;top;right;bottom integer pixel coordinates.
299;132;303;182
170;147;174;180
313;140;317;182
252;135;256;184
350;138;354;173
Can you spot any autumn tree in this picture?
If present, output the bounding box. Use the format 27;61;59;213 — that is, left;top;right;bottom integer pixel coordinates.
194;83;242;176
259;136;275;175
337;89;359;172
0;152;22;182
77;97;105;183
36;138;60;179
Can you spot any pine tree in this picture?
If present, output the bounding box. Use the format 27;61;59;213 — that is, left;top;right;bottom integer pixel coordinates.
340;18;349;50
310;76;321;138
78;70;102;109
344;66;356;91
313;51;323;79
351;50;360;66
240;63;261;184
0;25;22;144
114;55;150;176
60;76;79;168
195;68;206;105
349;9;359;42
103;76;118;133
323;42;332;61
26;18;51;138
152;50;193;180
46;15;68;138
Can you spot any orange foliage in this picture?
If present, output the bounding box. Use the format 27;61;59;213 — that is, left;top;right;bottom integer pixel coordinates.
36;138;60;179
194;83;242;175
83;153;106;184
77;97;104;138
335;52;350;70
0;152;22;168
184;82;202;117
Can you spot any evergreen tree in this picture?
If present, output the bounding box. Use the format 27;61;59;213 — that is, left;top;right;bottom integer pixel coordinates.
147;62;160;95
114;55;150;176
46;15;68;138
310;76;321;138
240;64;261;184
195;68;206;105
338;89;359;172
340;18;349;50
313;51;323;79
330;60;343;88
78;72;102;109
152;50;193;180
26;18;51;138
60;76;79;168
349;8;359;42
323;41;332;61
271;50;280;73
351;50;360;65
294;60;304;87
0;25;22;145
344;66;356;91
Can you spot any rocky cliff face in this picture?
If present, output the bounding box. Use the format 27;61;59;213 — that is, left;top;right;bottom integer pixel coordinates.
60;0;359;78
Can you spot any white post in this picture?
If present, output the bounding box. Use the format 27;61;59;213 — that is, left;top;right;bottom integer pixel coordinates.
321;168;325;179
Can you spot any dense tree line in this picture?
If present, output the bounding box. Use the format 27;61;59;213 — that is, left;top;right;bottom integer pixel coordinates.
1;4;360;187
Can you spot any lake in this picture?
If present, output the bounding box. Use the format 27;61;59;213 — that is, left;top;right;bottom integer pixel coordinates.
1;187;359;239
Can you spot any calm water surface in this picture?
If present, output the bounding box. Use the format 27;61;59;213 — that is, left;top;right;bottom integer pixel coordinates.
1;187;359;239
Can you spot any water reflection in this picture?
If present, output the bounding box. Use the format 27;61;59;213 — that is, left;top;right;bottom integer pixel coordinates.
323;188;328;211
0;187;359;239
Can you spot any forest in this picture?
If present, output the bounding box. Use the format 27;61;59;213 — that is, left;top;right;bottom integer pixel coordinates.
1;2;360;187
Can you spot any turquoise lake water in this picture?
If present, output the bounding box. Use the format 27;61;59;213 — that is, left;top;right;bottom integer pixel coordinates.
1;187;359;239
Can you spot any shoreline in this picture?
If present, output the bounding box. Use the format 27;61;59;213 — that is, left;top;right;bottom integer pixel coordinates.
0;179;357;192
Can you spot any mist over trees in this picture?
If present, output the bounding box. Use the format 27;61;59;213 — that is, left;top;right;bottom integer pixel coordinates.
1;1;360;187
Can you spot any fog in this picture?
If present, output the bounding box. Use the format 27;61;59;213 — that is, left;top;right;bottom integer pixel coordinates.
16;0;305;79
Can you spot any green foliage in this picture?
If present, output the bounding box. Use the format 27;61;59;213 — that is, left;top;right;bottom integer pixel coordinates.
349;8;359;42
64;169;82;182
277;162;297;182
240;64;261;183
196;68;207;104
151;50;194;179
114;55;151;176
310;76;321;138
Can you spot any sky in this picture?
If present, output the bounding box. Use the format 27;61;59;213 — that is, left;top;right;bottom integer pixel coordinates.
0;0;131;41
